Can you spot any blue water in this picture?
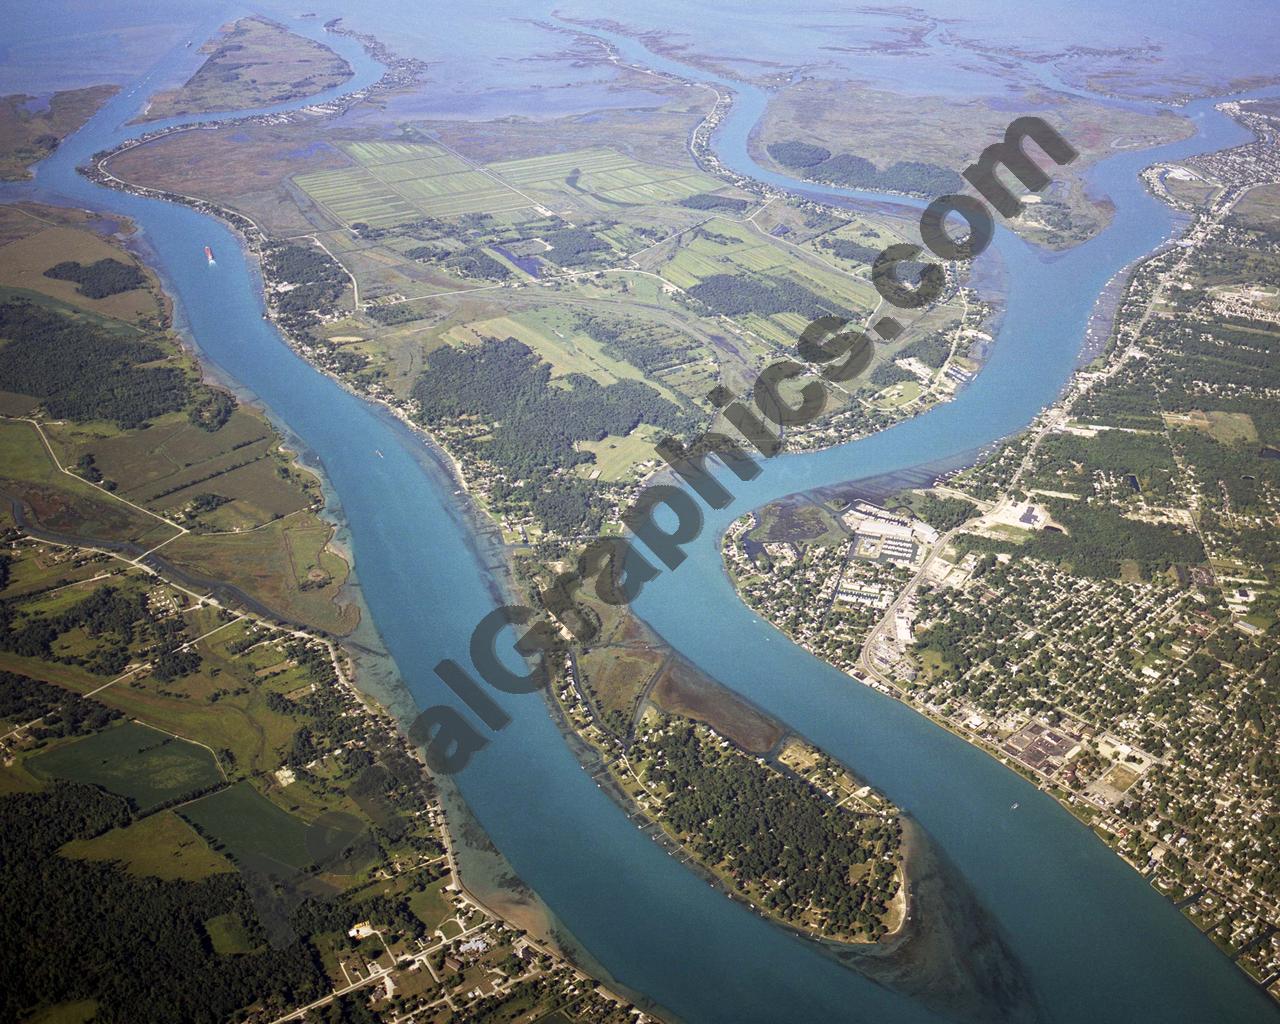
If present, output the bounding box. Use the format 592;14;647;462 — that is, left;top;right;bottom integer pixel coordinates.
4;5;1279;1022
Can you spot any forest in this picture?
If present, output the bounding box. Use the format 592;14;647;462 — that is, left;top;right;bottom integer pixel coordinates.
908;493;979;530
262;241;348;323
0;300;188;427
1028;429;1178;501
44;257;146;298
679;193;750;212
687;273;849;321
0;782;330;1024
412;337;694;528
539;226;611;267
635;719;902;940
767;141;963;196
0;670;121;740
1022;499;1204;579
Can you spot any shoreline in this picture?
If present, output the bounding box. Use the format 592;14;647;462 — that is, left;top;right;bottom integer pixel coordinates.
68;22;1093;974
50;18;1271;1014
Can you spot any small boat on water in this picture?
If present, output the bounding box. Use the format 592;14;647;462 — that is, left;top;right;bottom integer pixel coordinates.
1011;802;1020;810
204;245;215;265
375;449;384;458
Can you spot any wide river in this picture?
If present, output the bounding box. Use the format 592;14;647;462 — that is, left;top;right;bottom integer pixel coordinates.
7;9;1279;1022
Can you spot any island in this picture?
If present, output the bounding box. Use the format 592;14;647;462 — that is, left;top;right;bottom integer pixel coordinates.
134;16;353;123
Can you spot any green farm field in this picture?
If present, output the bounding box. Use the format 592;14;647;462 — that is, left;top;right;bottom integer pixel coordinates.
295;142;722;227
27;720;223;812
442;306;682;404
180;780;315;870
489;147;719;206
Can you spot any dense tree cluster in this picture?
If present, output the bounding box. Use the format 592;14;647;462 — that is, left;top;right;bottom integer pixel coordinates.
766;141;831;168
262;242;348;321
1026;499;1204;579
1028;431;1178;500
910;493;979;530
678;193;750;212
412;337;692;480
0;782;328;1024
0;300;188;427
44;258;146;298
538;226;610;267
817;237;880;263
574;312;699;374
870;360;917;388
635;719;902;939
768;141;963;196
896;330;952;368
0;670;120;740
366;303;426;326
188;389;236;431
687;273;850;321
407;244;510;280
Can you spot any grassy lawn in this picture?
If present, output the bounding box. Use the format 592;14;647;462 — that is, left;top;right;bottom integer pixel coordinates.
21;1000;99;1024
1162;409;1259;445
408;877;455;931
918;648;953;680
1104;764;1142;793
575;424;662;482
61;809;233;881
26;721;223;812
203;912;259;954
0;204;164;325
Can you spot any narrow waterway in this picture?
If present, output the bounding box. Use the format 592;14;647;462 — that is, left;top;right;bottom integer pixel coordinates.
5;10;1277;1022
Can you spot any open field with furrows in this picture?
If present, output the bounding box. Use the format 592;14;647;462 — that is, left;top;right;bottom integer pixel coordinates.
27;720;223;812
60;809;235;881
487;147;721;207
180;780;315;871
295;140;531;226
295;142;724;228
